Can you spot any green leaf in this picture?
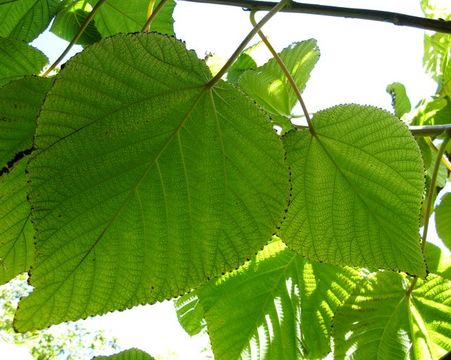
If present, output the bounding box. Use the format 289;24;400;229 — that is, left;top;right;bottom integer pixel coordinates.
14;33;288;332
0;159;33;286
333;272;451;360
94;348;155;360
0;76;53;168
177;239;359;360
436;192;451;250
92;0;175;37
424;242;451;280
386;82;412;118
280;105;426;276
424;32;450;89
0;38;48;87
175;293;206;337
0;0;59;41
50;1;101;46
227;53;257;84
239;39;319;118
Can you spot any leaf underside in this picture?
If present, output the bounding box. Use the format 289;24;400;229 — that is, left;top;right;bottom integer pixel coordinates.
436;193;451;250
14;33;288;332
280;105;426;276
177;239;359;360
94;348;155;360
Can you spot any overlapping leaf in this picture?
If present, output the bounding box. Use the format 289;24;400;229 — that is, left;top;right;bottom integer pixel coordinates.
280;105;426;275
333;271;451;359
176;239;359;360
0;0;59;41
0;77;52;285
0;38;48;87
386;82;411;118
436;193;451;250
95;348;154;360
14;33;288;332
50;1;101;46
239;40;319;118
92;0;175;37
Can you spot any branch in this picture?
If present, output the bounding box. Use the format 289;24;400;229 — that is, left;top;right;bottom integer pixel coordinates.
179;0;451;34
409;124;451;136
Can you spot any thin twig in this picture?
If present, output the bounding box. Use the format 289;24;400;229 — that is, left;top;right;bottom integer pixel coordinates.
409;124;451;137
406;132;451;297
179;0;451;34
206;0;288;88
142;0;169;32
42;0;108;76
249;11;315;135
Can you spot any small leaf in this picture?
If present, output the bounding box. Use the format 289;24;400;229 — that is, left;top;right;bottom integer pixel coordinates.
177;239;359;360
92;0;175;37
0;0;59;41
386;82;411;118
175;293;206;337
50;1;101;46
333;272;451;360
436;192;451;250
424;242;451;280
227;52;257;84
14;33;288;332
94;348;155;360
281;104;426;276
0;38;48;87
0;76;53;168
239;39;319;118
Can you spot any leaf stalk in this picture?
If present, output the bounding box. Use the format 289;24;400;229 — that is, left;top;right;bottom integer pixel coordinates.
142;0;169;32
206;0;289;88
249;11;315;136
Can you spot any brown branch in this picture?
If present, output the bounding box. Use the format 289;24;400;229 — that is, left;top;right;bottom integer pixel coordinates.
179;0;451;34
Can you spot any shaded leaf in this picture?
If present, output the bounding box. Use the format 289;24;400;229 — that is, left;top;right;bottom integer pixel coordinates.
0;38;48;87
280;105;426;276
386;82;411;118
50;1;101;46
14;33;288;332
333;272;451;360
177;239;359;360
0;159;33;285
227;53;257;84
92;0;175;37
175;293;205;337
239;40;319;118
0;0;59;41
0;76;53;168
95;348;154;360
436;192;451;250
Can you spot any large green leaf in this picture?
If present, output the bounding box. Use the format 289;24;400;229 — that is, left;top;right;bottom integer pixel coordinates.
436;192;451;250
0;38;48;87
92;0;175;37
50;1;101;46
0;159;33;286
0;0;59;41
14;33;288;332
333;272;451;360
95;348;154;360
280;105;426;276
239;40;319;118
0;76;53;168
176;239;359;360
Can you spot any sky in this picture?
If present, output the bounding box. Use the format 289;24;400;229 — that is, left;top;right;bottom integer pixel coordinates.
6;0;447;358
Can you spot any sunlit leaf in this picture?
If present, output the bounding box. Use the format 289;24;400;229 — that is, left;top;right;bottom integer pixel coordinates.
280;104;426;275
92;0;175;37
0;38;48;87
95;348;155;360
14;33;288;332
424;242;451;280
333;272;451;359
436;192;451;250
386;82;411;118
239;40;319;118
177;239;359;360
0;0;59;41
50;1;101;46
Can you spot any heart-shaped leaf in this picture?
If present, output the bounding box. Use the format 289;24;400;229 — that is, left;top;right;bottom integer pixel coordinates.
280;105;425;275
14;33;288;332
